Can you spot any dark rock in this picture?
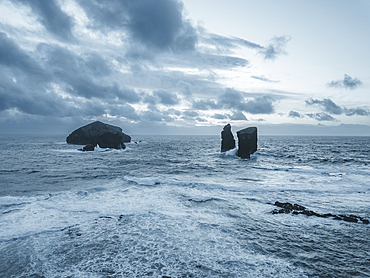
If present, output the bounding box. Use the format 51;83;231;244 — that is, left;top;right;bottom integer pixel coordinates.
293;204;306;211
221;124;235;152
342;216;358;223
301;210;319;217
274;201;305;212
97;132;126;149
236;127;257;158
66;121;130;149
270;201;369;224
79;144;96;152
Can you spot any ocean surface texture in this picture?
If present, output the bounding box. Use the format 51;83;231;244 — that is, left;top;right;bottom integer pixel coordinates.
0;135;369;278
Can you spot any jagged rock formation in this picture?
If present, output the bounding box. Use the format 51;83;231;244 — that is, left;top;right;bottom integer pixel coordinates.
220;125;258;157
67;121;130;150
270;201;369;224
236;127;257;158
221;124;235;152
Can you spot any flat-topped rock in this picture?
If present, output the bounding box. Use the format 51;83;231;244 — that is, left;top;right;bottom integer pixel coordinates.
67;121;130;150
237;127;257;158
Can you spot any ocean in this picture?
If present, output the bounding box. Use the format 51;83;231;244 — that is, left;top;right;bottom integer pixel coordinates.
0;134;369;278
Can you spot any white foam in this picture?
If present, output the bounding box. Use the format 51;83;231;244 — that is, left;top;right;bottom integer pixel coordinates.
124;176;164;186
0;195;38;206
2;181;309;277
94;145;127;152
224;148;238;156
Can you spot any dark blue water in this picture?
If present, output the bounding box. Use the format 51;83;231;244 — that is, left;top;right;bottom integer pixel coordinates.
0;135;369;277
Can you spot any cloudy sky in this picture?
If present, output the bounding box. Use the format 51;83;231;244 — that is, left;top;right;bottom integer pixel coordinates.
1;0;369;135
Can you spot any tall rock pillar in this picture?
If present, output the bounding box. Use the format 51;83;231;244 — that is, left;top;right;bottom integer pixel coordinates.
237;127;257;158
221;124;235;152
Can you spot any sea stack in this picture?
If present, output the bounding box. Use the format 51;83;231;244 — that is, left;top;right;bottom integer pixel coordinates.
66;121;131;150
236;127;257;158
221;123;235;152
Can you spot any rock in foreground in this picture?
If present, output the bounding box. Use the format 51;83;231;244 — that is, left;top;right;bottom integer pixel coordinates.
67;121;130;150
221;123;235;152
237;127;257;158
270;201;369;224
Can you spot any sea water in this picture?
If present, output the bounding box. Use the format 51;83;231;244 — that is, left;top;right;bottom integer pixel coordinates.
0;135;369;277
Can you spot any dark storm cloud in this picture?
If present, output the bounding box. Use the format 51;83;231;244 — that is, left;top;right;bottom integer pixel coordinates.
212;113;228;120
230;111;247;121
168;108;182;116
14;0;74;41
0;0;294;133
153;90;180;105
0;32;45;77
142;94;157;105
259;36;291;60
140;109;175;122
39;44;111;79
107;104;141;120
217;89;245;109
76;0;128;29
204;111;247;121
0;74;107;118
327;74;362;89
192;99;219;110
182;110;199;117
84;53;112;76
344;108;369;116
305;98;369;117
192;89;276;115
288;111;303;118
195;117;207;122
305;98;343;115
38;44;140;102
0;34;143;119
78;0;197;51
241;96;275;114
140;110;163;122
66;81;140;103
306;113;338;122
251;75;279;83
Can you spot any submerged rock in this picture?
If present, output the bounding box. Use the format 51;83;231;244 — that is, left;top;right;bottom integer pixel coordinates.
236;127;257;158
270;201;369;224
221;123;235;152
67;121;130;150
79;144;96;152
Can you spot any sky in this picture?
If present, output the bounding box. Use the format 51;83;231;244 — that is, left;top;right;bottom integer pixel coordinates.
0;0;369;135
